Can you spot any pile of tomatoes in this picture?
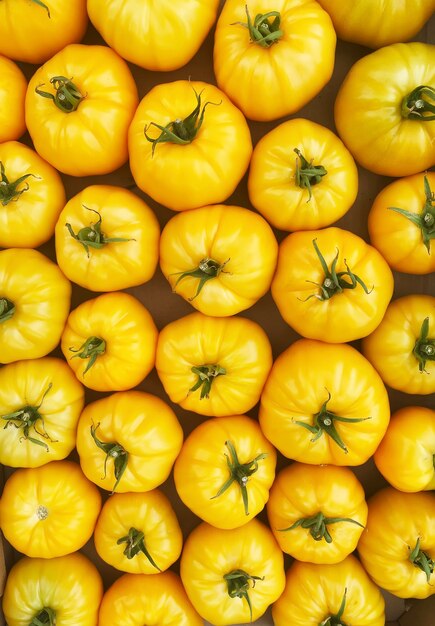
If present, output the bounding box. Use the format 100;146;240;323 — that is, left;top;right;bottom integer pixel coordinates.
0;1;434;625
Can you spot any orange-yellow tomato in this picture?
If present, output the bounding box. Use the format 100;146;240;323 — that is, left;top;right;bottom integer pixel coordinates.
0;460;101;558
0;56;26;142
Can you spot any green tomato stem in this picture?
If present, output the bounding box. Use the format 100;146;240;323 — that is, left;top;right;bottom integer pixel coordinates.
413;317;435;373
90;422;128;494
66;206;134;258
294;148;327;201
279;511;364;543
69;336;106;374
35;76;84;113
224;569;264;622
319;588;348;626
401;85;435;120
117;527;161;571
30;607;56;626
189;363;226;399
0;161;38;206
0;297;15;323
234;5;283;47
170;257;230;301
409;537;435;583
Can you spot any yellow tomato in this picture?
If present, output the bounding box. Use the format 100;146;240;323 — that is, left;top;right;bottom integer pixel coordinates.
128;80;252;211
0;56;26;143
160;204;278;316
0;460;101;558
174;415;276;529
374;406;435;492
55;185;160;291
362;294;435;395
156;312;273;417
248;118;358;231
267;463;367;564
271;227;394;343
88;0;220;71
0;248;71;364
180;519;285;625
60;292;157;392
368;172;435;275
98;571;204;626
3;553;103;626
0;357;84;468
357;488;435;599
25;44;139;176
213;0;336;121
0;141;66;248
272;555;385;626
94;490;183;574
76;391;183;494
259;339;390;465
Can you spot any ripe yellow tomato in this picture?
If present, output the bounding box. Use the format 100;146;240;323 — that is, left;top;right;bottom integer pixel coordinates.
55;185;160;291
0;56;26;143
128;80;252;211
0;460;101;558
25;44;139;176
156;312;273;417
160;204;278;316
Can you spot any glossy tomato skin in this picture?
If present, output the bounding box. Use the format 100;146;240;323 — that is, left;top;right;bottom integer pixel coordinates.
362;294;435;395
3;552;103;626
267;463;367;564
335;43;435;177
180;519;285;625
156;312;273;417
0;460;101;558
0;141;66;248
174;415;276;529
55;185;160;291
259;339;390;466
368;172;435;275
25;44;139;176
271;227;394;343
248;118;358;231
0;357;84;468
160;204;278;316
0;56;26;143
213;0;336;121
272;555;385;626
0;0;88;64
0;248;71;364
88;0;220;71
374;406;435;492
98;571;204;626
61;292;157;392
357;488;435;599
76;391;183;494
128;80;252;211
317;0;435;48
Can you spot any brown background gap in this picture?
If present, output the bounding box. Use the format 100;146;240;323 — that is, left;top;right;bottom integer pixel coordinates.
0;2;434;625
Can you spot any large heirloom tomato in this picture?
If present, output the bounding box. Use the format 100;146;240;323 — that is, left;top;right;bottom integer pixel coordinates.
98;571;204;626
248;118;358;231
259;339;390;465
174;415;276;529
0;0;88;64
362;294;435;395
0;56;26;143
0;460;101;558
55;185;160;291
335;42;435;177
26;44;138;176
156;312;273;417
357;488;435;599
272;555;385;626
0;357;84;468
180;519;285;625
0;141;65;248
267;463;367;564
213;0;336;121
160;204;278;316
88;0;220;71
368;172;435;275
374;406;435;492
61;292;157;392
76;391;183;493
128;80;252;211
271;227;394;343
0;248;71;364
317;0;435;48
3;553;103;626
94;490;183;574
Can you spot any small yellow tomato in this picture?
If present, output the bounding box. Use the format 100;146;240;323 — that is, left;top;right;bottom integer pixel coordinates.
0;460;101;558
61;292;157;392
156;312;273;417
0;56;26;143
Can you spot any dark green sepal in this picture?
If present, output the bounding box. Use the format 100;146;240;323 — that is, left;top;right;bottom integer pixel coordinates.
90;422;128;494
